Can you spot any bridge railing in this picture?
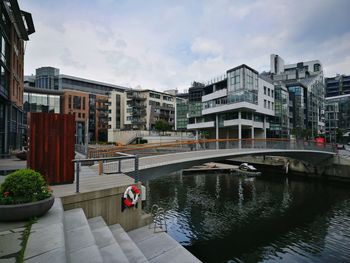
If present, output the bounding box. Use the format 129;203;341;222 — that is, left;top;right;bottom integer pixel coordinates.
72;152;139;193
86;138;337;158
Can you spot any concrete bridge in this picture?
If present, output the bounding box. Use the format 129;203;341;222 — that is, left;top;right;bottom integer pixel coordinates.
118;148;337;180
84;139;350;182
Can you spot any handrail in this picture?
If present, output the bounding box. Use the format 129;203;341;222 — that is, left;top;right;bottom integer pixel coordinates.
87;138;337;157
72;152;139;193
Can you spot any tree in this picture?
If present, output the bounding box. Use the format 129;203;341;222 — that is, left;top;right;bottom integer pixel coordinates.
155;120;171;135
336;128;344;143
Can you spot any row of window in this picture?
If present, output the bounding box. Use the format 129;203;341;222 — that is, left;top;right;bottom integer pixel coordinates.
264;99;274;110
149;92;174;102
263;86;274;97
68;112;85;119
68;95;86;110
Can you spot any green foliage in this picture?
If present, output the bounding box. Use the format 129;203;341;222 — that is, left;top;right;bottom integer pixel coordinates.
155;120;171;134
336;128;344;143
0;169;52;205
291;128;316;140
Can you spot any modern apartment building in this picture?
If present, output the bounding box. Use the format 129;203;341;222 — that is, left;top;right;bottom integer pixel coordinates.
0;0;35;156
108;89;177;141
124;89;176;131
186;64;275;141
267;54;325;137
24;67;126;143
325;74;350;98
325;94;350;142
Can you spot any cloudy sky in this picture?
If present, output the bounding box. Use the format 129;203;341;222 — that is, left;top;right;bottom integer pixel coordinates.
19;0;350;92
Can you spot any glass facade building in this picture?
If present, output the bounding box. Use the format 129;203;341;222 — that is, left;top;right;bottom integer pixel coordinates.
269;85;289;138
325;94;350;142
227;65;258;105
23;92;61;125
176;101;188;130
23;93;60;114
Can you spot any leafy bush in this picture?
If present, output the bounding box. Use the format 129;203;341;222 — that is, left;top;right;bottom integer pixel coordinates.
0;169;52;205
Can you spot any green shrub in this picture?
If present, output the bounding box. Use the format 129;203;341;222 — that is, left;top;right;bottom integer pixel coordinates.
0;169;52;205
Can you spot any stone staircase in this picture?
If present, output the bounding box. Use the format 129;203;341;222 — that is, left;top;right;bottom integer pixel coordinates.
23;198;201;263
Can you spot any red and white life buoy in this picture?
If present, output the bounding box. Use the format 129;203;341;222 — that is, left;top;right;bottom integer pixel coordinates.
123;185;140;208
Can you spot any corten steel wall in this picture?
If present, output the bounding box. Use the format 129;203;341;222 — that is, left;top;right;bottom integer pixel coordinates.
28;113;75;184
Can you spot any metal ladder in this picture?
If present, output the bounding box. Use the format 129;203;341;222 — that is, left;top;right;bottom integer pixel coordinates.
149;204;167;233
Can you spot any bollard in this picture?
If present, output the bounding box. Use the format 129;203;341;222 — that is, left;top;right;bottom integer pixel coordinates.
76;162;80;193
118;160;121;173
98;161;103;175
134;155;139;181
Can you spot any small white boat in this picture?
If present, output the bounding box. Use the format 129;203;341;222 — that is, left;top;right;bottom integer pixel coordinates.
239;163;257;172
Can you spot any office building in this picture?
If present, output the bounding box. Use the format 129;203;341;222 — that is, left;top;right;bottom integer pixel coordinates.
24;67;126;143
0;0;34;156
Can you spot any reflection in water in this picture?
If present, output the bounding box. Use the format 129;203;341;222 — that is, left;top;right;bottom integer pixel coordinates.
145;172;350;263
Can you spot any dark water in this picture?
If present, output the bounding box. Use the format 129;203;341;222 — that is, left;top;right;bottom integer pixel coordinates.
144;171;350;263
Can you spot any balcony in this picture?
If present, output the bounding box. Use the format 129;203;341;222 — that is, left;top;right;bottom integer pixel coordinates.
223;119;266;129
202;89;227;102
187;121;215;129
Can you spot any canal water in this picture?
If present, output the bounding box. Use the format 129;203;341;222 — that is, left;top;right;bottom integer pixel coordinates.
144;171;350;263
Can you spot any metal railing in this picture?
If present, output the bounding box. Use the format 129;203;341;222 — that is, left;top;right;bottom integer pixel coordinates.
72;152;139;193
75;144;87;155
87;138;337;158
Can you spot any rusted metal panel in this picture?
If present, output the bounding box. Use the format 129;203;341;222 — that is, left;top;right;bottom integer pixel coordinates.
28;113;75;184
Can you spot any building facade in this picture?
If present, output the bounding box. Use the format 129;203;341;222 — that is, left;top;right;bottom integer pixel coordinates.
23;87;62;126
24;67;126;143
325;94;350;142
0;0;34;156
186;64;275;141
267;54;325;137
325;74;350;98
108;89;178;141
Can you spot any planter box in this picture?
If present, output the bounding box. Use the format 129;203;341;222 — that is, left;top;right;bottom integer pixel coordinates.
0;196;55;222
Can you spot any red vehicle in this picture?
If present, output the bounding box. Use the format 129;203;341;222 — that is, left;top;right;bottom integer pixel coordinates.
314;136;325;143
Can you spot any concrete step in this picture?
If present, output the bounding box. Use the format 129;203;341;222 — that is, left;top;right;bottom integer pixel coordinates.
128;226;202;263
64;208;103;263
24;198;66;263
109;224;148;263
88;217;129;263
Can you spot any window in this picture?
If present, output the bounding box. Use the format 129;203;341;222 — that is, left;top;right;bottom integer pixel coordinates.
268;88;270;96
268;101;271;109
150;93;161;99
271;90;274;98
78;113;81;118
264;100;267;108
272;102;274;110
82;97;86;110
73;96;81;109
314;63;321;72
264;86;267;95
68;95;72;109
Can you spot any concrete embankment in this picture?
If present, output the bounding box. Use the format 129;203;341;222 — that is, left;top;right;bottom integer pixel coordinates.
221;155;350;182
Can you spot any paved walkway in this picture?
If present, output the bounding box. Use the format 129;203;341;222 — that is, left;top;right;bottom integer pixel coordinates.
0;158;26;171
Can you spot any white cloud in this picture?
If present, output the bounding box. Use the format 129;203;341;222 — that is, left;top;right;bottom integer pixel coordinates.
191;38;223;56
20;0;350;92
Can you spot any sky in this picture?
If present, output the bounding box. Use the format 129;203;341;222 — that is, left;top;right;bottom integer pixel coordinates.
19;0;350;92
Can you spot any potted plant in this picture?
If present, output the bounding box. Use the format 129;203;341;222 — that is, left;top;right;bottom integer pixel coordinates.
0;169;54;222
